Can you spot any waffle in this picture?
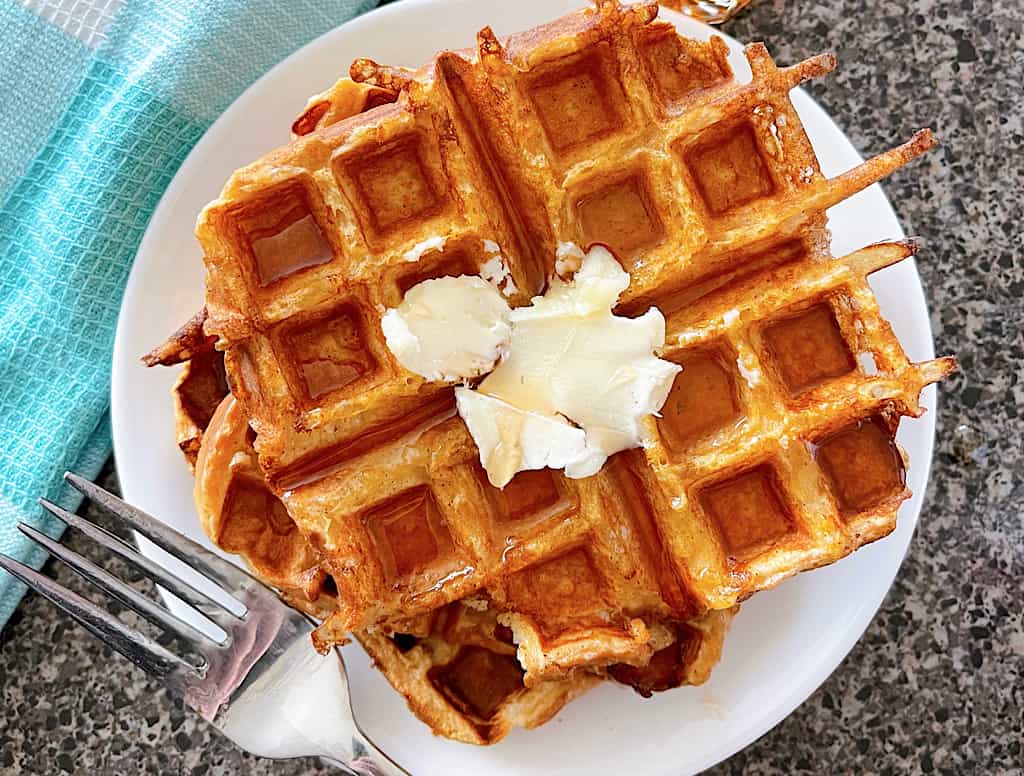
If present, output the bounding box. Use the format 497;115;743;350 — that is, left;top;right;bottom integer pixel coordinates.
185;380;727;742
149;48;733;744
141;76;395;465
355;603;600;744
192;386;593;742
148;73;728;689
194;0;952;674
291;77;398;139
143;309;224;469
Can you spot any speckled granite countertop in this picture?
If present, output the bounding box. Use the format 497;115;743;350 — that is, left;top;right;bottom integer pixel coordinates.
2;0;1021;773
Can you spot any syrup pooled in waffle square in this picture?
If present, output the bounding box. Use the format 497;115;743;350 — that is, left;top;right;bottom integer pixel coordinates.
197;0;954;667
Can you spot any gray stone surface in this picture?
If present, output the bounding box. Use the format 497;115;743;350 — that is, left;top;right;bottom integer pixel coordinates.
1;0;1021;773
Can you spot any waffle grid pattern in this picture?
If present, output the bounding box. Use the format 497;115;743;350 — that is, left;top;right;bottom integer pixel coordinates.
192;389;725;742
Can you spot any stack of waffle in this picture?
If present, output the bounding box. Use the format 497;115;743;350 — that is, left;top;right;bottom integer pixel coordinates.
146;0;953;744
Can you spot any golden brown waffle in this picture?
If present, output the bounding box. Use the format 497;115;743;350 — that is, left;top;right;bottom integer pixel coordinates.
291;78;398;139
606;607;733;696
194;394;335;612
187;386;727;742
151;51;732;743
356;603;600;744
177;352;731;738
143;309;225;469
192;390;593;742
195;0;952;668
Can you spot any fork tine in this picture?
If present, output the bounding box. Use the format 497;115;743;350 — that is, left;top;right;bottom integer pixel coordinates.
64;472;259;595
0;553;196;679
18;523;218;647
39;497;241;626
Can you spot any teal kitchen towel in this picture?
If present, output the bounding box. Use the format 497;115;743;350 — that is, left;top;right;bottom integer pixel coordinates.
0;0;377;629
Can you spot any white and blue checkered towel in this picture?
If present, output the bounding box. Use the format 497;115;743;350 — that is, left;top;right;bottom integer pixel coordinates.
0;0;377;628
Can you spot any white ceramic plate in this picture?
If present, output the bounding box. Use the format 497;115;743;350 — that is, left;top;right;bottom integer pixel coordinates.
111;2;939;774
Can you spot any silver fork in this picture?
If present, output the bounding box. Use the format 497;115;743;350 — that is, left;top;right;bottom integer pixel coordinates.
0;472;406;776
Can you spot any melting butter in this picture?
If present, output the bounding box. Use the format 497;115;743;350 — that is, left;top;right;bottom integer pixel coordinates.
380;275;511;382
455;389;604;486
381;244;680;487
471;245;680;486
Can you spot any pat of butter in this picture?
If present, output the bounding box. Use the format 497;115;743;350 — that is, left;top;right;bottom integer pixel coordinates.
455;389;605;486
380;275;511;382
472;245;680;485
381;244;680;487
